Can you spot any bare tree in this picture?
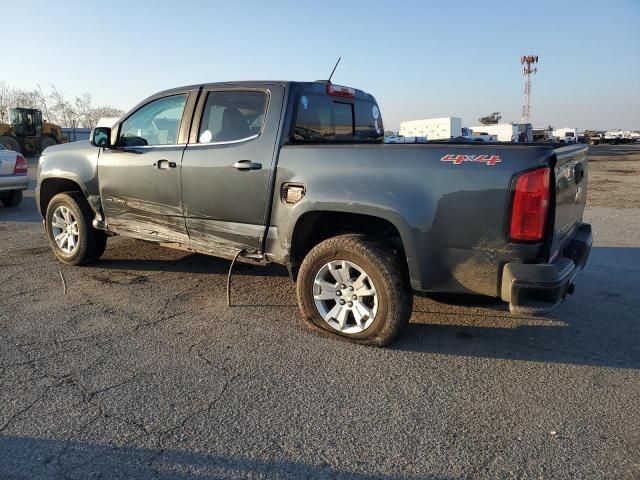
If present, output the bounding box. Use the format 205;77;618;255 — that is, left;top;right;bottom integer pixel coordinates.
0;81;10;122
0;81;124;128
36;84;50;122
74;93;92;128
49;85;77;128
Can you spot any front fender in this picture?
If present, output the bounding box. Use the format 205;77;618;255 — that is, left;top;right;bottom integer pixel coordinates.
36;141;101;217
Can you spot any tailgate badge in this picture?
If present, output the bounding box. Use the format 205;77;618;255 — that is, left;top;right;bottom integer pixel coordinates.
441;154;501;166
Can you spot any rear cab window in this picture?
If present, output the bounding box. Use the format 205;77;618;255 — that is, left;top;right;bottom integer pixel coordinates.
291;84;383;143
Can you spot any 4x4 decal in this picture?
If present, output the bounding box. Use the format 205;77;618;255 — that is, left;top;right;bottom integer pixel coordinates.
441;154;501;166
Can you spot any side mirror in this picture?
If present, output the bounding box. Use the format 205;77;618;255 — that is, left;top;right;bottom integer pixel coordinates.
91;127;111;148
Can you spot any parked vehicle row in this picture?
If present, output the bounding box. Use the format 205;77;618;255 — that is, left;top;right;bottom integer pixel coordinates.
582;130;640;145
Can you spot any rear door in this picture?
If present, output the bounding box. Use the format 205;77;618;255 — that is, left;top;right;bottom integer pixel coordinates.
99;91;197;242
180;85;285;253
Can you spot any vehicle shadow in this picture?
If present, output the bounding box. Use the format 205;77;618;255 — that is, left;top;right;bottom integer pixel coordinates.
57;232;640;371
0;193;42;223
395;246;640;370
0;435;448;480
93;243;640;370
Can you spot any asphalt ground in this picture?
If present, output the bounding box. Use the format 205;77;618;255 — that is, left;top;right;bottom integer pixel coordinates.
0;146;638;479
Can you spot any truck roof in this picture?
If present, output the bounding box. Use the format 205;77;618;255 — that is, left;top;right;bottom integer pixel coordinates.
150;81;375;102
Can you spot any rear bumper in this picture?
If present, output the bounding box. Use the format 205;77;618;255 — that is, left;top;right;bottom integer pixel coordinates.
501;223;592;315
0;174;29;193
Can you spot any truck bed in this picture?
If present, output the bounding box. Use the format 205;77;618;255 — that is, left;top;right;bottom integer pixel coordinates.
270;141;588;297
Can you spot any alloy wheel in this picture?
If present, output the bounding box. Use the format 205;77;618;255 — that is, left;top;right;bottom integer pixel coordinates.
312;260;378;334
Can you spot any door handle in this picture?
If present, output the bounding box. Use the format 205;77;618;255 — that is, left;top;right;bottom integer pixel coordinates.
232;160;262;171
154;159;176;169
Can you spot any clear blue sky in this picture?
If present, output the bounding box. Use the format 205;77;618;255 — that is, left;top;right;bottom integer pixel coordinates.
5;0;639;130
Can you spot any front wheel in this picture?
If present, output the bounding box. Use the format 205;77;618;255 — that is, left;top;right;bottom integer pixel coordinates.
0;136;21;153
296;234;412;346
45;192;107;265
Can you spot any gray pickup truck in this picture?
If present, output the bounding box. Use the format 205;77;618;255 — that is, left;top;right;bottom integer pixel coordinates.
36;81;592;346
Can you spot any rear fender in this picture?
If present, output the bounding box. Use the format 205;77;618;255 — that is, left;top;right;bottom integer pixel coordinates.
280;201;421;283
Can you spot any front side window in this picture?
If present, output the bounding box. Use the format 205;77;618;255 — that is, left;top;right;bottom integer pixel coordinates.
119;94;187;147
198;91;268;144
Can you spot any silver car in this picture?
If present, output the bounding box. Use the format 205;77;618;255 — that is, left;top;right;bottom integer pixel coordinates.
0;142;29;207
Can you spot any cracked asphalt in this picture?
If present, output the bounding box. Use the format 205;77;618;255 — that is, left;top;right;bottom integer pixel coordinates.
0;149;639;479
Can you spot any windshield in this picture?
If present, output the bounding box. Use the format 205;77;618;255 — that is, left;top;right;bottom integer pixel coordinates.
9;109;23;125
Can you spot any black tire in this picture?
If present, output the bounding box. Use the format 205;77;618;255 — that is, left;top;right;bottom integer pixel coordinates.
0;136;21;153
296;234;412;347
1;190;22;207
39;136;57;152
45;192;107;265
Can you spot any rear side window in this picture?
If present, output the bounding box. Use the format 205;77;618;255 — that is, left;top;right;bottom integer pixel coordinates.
198;91;268;144
292;94;383;143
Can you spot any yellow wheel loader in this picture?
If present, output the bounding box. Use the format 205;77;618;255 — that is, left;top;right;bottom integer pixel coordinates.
0;108;67;154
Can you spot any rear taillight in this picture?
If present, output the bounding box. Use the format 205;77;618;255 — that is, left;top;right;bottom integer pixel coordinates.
14;154;28;175
510;167;550;242
326;84;355;98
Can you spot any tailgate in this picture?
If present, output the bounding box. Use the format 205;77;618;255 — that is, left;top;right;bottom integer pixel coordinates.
550;144;588;259
0;150;17;175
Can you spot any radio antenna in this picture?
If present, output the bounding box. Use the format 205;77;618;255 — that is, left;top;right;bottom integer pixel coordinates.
328;57;341;83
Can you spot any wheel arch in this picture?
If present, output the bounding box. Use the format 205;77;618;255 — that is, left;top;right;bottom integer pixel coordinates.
38;177;84;218
288;209;416;282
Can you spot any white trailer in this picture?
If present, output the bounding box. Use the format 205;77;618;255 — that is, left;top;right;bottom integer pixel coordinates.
470;123;519;142
553;127;578;144
399;117;462;140
384;135;428;144
461;127;497;142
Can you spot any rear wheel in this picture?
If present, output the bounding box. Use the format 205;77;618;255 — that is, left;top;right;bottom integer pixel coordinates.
39;136;57;152
0;136;21;153
45;192;107;265
0;190;22;207
296;234;412;346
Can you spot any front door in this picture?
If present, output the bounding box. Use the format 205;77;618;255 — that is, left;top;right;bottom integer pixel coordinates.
180;86;285;254
98;93;191;242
